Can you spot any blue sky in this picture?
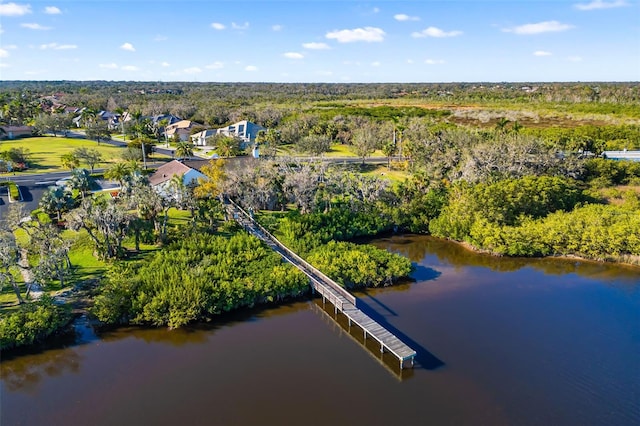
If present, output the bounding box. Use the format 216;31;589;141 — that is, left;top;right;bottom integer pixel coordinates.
0;0;638;82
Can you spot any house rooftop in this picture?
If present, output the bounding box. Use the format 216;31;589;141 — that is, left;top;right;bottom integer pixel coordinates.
148;159;212;186
148;160;193;186
181;159;210;171
602;150;640;161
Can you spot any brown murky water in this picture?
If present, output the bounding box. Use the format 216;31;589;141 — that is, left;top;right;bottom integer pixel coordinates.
2;235;639;426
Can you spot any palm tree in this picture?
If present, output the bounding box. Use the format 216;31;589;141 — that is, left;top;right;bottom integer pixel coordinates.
130;110;143;139
174;141;194;160
495;117;510;134
156;118;170;147
216;136;239;158
104;162;131;187
512;120;523;134
80;108;98;128
114;107;126;141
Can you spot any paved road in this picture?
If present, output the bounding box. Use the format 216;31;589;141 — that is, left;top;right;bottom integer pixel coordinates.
0;184;46;219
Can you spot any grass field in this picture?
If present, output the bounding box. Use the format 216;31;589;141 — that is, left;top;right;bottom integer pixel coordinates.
1;136;171;175
0;136;125;174
362;163;410;183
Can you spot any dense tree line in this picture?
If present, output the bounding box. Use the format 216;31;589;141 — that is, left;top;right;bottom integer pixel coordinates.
428;175;640;263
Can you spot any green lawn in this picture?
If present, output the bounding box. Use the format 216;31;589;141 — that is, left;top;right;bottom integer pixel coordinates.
276;143;386;158
362;164;410;182
1;136;171;175
325;143;358;157
1;136;125;174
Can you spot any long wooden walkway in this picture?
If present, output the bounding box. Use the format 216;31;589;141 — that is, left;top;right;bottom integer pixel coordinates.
227;199;416;369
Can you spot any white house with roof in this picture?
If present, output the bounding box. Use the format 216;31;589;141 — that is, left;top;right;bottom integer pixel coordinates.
191;120;266;147
191;129;218;146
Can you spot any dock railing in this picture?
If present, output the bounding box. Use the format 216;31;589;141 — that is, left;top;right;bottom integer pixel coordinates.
228;198;356;306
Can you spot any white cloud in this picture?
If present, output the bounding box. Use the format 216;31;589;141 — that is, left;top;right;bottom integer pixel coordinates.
0;2;32;16
120;42;135;51
272;24;282;31
211;22;225;30
161;61;170;67
21;23;52;30
371;61;381;67
567;56;583;62
40;42;77;50
503;21;574;35
0;48;9;58
406;59;414;64
121;65;139;71
0;63;9;68
425;59;445;65
574;0;628;10
326;27;385;43
44;6;61;14
302;42;330;50
4;44;18;49
412;26;462;38
283;52;304;59
99;63;118;69
232;21;249;30
372;7;380;13
154;35;168;41
183;67;202;74
533;50;552;56
394;14;420;21
206;61;224;69
245;65;258;71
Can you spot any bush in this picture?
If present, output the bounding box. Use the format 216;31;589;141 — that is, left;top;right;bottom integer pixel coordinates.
0;295;72;350
0;181;20;200
276;207;393;255
92;232;309;328
307;241;412;289
430;176;589;240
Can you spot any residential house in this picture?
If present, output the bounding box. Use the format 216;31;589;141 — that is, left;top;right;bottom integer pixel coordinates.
190;120;266;148
151;114;182;127
164;120;198;142
98;111;121;130
72;108;120;129
0;125;33;140
190;129;218;146
63;106;81;114
602;150;640;162
148;159;209;196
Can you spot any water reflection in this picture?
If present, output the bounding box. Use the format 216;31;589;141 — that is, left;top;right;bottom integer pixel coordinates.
97;300;310;346
2;235;639;426
1;347;81;393
375;234;640;283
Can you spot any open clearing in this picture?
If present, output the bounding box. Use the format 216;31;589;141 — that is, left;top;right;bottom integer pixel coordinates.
0;136;126;173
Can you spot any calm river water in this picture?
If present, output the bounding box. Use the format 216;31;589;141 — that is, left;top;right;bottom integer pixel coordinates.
2;235;639;426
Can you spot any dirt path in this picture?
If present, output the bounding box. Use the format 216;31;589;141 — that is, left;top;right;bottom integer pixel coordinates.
19;248;43;300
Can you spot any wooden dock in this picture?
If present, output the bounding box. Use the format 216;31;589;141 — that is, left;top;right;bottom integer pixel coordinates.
228;199;417;369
